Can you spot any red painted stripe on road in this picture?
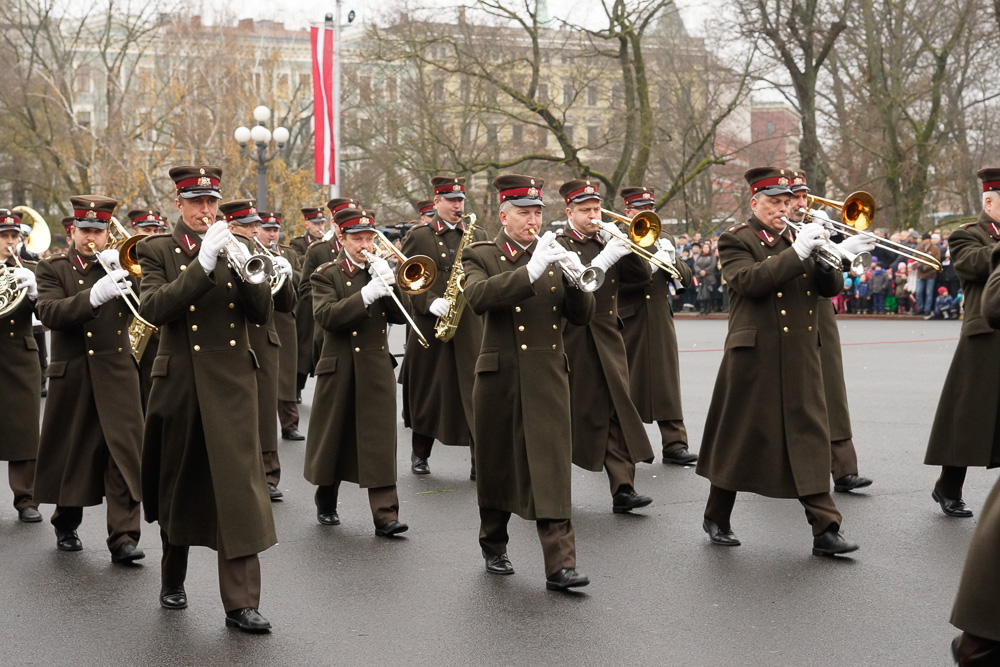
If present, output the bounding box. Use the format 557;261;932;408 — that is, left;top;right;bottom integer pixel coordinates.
679;337;959;354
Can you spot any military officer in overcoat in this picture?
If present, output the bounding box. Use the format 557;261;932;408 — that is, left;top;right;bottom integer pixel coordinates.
34;195;144;562
616;186;698;466
554;179;655;513
223;200;296;500
258;212;304;441
696;167;858;556
304;208;409;537
949;241;1000;665
127;208;167;407
0;210;42;523
925;168;1000;518
290;206;328;402
399;176;488;477
462;175;595;590
786;171;874;493
138;166;276;633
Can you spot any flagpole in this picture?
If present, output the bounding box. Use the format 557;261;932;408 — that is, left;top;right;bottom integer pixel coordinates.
329;2;341;200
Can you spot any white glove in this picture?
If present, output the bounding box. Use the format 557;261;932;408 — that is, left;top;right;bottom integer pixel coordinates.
591;233;630;273
658;238;677;264
360;276;392;307
89;268;130;307
367;256;395;286
526;231;567;283
598;225;613;244
807;208;835;231
838;233;876;255
429;297;449;317
198;222;230;274
649;248;674;275
12;267;38;300
791;222;828;261
98;249;121;271
272;255;293;277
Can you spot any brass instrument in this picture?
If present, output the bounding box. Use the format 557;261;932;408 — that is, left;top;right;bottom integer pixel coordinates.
252;237;287;295
12;205;52;255
434;213;477;342
801;192;943;272
1;206;51;316
599;208;684;282
360;249;429;348
88;241;159;362
370;228;437;294
781;217;871;276
201;217;273;284
529;228;605;292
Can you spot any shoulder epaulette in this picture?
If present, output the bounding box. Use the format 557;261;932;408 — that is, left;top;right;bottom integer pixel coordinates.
47;252;68;261
727;222;749;233
960;221;978;229
466;240;494;249
315;260;338;275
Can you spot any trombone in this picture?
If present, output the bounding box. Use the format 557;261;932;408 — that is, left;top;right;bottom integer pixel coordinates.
801;191;943;272
780;217;871;276
369;228;438;294
598;208;684;283
88;240;159;361
360;248;429;349
252;237;287;295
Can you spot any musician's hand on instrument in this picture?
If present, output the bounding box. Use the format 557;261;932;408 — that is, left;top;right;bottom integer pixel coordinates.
360;276;392;307
592;235;629;273
650;248;673;274
368;256;395;286
526;231;564;282
98;249;121;271
807;208;836;231
792;222;827;261
839;233;876;255
658;238;677;264
428;297;449;317
198;222;229;274
272;255;294;277
12;267;37;300
89;268;129;307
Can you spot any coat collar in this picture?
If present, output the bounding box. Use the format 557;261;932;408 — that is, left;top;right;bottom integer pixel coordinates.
495;231;536;263
67;244;99;276
432;214;464;236
748;215;792;247
568;226;601;245
328;236;342;253
977;211;1000;240
337;250;366;277
173;220;202;258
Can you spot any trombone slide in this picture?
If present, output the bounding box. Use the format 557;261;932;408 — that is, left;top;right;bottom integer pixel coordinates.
361;250;429;348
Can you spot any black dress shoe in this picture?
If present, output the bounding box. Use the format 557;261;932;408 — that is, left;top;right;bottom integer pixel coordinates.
225;608;272;634
18;506;42;523
703;518;740;546
317;510;340;525
932;490;973;518
111;541;145;564
40;386;47;398
612;485;653;514
160;586;187;609
953;633;1000;665
545;568;590;591
296;389;302;405
55;528;82;551
812;527;859;557
662;447;699;465
375;520;409;537
470;465;476;481
484;552;514;575
410;454;430;475
268;483;283;501
833;474;873;493
281;428;305;441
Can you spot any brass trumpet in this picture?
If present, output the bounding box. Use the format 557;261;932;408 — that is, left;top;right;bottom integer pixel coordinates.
252;237;287;295
369;228;437;295
529;228;605;292
598;208;684;282
780;217;872;276
201;217;273;284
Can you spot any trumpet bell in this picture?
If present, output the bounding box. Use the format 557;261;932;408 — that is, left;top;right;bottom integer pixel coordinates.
117;234;144;279
241;255;274;284
848;251;873;276
578;266;605;293
397;255;438;294
629;211;661;248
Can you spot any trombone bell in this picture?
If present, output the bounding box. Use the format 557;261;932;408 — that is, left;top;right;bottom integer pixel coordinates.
628;211;661;248
807;191;877;232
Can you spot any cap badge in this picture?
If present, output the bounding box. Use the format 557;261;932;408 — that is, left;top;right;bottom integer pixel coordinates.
452;185;461;191
249;207;257;215
584;186;595;194
86;210;97;219
778;176;789;186
527;187;539;197
197;176;211;187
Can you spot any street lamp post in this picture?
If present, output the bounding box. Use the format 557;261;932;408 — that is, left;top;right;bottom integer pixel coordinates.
233;106;290;211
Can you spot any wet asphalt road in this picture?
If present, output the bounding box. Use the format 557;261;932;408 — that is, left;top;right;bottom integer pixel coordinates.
0;317;989;666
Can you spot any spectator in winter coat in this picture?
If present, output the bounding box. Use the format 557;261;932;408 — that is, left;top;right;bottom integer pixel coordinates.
870;264;891;314
854;274;871;314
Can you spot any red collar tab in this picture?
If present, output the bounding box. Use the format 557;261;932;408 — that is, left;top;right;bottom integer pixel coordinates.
73;254;88;270
181;234;197;251
569;228;592;242
502;241;519;259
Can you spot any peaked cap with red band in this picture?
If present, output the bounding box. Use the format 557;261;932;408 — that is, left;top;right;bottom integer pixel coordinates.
431;176;467;200
744;166;794;197
259;211;282;229
327;197;359;214
559;179;601;205
0;208;22;232
621;186;656;209
493;174;545;207
414;199;435;216
301;206;327;222
219;199;261;225
789;169;809;193
978;168;1000;193
127;208;163;228
334;208;376;233
169;165;223;200
70;195;118;230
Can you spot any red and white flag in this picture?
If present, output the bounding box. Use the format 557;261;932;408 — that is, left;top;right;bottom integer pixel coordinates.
311;26;336;185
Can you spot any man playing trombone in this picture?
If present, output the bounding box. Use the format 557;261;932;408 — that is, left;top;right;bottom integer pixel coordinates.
696;167;858;556
555;179;656;514
34;195;144;563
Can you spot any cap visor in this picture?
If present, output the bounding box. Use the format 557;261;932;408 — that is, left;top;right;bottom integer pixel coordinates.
756;186;794;197
73;219;110;230
232;214;262;224
568;194;602;204
180;189;223;200
509;198;545;207
261;222;281;229
441;192;467;200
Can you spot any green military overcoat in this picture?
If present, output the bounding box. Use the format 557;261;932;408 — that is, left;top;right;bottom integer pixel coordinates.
137;222;276;559
463;233;595;520
556;231;654;471
696;217;842;498
925;214;1000;468
34;247;143;506
295;237;340;375
398;216;488;446
303;254;407;488
0;257;40;462
274;244;299;402
817;297;852;441
619;252;693;423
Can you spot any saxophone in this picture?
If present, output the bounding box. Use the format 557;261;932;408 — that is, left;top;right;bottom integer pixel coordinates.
433;213;477;342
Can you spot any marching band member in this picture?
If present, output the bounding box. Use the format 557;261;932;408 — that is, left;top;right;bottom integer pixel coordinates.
399;176;487;477
34;195;144;562
786;171;874;493
924;167;1000;518
616;186;698;466
139;166;275;633
696;167;858;556
223;200;295;501
0;209;42;523
290;206;328;405
258;212;304;442
555;179;656;514
462;174;595;590
305;208;409;537
127;208;166;406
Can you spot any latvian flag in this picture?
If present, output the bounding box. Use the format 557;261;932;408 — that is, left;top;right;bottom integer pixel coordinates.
311;25;337;185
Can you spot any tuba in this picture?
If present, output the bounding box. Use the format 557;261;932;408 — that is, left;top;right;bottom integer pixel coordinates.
434;213;477;342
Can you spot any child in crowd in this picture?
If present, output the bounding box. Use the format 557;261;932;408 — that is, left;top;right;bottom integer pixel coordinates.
854;273;871;314
925;285;959;320
895;263;911;314
870;263;891;314
840;272;854;313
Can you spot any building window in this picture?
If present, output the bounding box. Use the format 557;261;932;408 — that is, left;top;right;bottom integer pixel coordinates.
300;73;311;91
588;85;599;107
387;76;397;103
76;110;92;127
512;125;523;143
564;125;573;143
432;79;445;102
74;65;92;93
276;73;290;98
360;76;372;103
611;84;624;108
562;83;574;105
536;127;548;148
766;121;774;136
537;83;548;102
587;125;599;146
